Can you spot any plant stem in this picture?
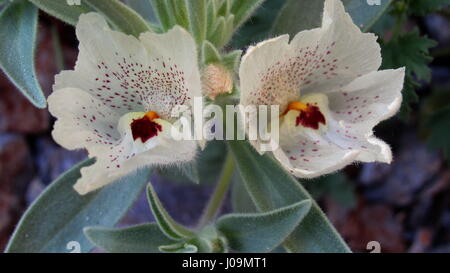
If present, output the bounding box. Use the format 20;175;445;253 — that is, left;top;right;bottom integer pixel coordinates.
198;152;235;227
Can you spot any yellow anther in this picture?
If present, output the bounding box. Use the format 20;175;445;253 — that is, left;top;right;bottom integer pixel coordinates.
284;101;309;114
145;111;159;121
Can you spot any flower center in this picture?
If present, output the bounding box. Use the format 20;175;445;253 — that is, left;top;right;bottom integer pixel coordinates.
130;111;162;143
285;101;326;130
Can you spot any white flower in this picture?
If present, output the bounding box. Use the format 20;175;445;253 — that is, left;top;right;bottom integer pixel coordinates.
239;0;405;178
48;13;202;194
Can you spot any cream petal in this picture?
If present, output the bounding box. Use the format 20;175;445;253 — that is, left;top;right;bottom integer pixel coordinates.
48;87;121;150
323;68;405;163
74;125;197;195
295;0;381;94
274;132;360;178
239;35;297;111
139;26;202;119
239;0;382;114
54;13;149;116
325;118;392;163
327;68;405;129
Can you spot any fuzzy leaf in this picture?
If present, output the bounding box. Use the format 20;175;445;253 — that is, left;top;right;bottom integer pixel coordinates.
150;0;176;30
146;183;195;240
0;0;46;108
5;159;151;253
230;0;265;30
221;14;235;47
206;0;218;38
222;49;242;72
217;0;232;17
228;141;351;253
202;40;222;64
217;200;312;252
29;0;94;26
187;0;207;44
168;0;190;30
271;0;393;36
84;223;175;253
231;171;258;213
159;242;198;253
84;0;151;37
209;16;226;47
124;0;158;23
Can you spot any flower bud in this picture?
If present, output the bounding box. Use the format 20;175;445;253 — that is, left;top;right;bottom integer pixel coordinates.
201;64;233;100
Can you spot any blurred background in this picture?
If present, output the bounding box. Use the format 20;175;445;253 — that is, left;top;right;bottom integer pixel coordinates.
0;0;449;253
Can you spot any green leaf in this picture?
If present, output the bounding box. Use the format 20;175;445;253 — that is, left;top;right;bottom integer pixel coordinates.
221;14;235;47
425;105;450;164
381;29;437;117
398;75;420;119
29;0;94;26
196;140;228;185
206;0;218;38
202;40;222;65
84;223;175;253
190;225;228;253
382;29;437;82
146;183;195;240
230;0;265;30
168;0;190;30
228;141;351;253
124;0;158;23
159;242;198;253
271;0;393;36
217;0;232;17
222;49;242;72
150;0;176;30
187;0;207;44
409;0;450;16
217;200;312;253
0;0;46;108
5;159;151;253
231;171;258;213
84;0;151;37
344;0;393;32
209;16;226;47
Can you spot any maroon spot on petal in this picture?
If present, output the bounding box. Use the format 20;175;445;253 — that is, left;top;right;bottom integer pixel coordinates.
130;116;162;143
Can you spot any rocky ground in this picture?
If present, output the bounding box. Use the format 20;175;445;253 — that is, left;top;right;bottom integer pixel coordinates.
0;14;449;253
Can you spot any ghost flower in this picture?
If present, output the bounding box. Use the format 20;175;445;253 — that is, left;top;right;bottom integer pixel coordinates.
48;13;201;194
239;0;405;178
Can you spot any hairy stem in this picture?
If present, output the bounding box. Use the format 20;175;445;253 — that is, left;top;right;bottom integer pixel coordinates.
198;152;235;227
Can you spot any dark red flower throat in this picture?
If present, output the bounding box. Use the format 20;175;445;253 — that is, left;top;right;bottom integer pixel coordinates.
130;112;162;143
